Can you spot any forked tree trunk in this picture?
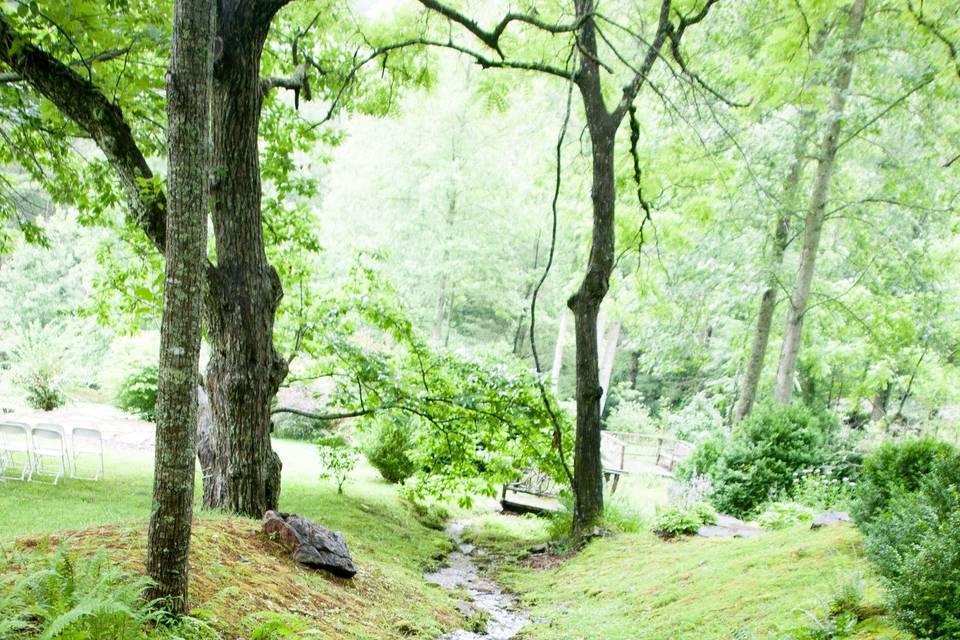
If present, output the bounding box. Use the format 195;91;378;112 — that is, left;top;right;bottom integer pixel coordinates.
734;110;815;423
774;0;868;404
145;0;212;612
199;4;288;517
0;3;292;519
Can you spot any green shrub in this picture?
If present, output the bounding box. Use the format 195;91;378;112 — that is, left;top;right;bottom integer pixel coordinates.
20;367;66;411
365;414;419;483
852;437;956;526
706;403;838;517
756;502;814;530
404;498;452;531
605;396;658;433
860;453;960;638
316;434;359;494
115;364;158;421
663;392;723;442
786;467;857;511
652;501;717;539
271;413;330;441
676;434;726;480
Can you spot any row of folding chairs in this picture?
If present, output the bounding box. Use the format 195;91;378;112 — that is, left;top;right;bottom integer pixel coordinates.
0;421;104;485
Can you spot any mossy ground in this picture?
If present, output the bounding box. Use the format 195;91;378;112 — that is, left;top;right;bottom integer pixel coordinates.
0;439;916;640
0;439;463;639
466;510;911;640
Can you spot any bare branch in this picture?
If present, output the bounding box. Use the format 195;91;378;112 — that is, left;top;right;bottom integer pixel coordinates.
415;0;584;57
611;0;674;123
270;406;374;420
260;63;308;95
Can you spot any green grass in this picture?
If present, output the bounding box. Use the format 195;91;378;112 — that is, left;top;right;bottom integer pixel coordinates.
0;438;464;639
476;518;909;640
0;432;917;640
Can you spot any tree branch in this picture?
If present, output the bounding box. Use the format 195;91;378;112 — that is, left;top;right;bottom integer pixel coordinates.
907;0;959;80
270;406;374;420
0;15;166;252
611;0;674;123
0;47;130;84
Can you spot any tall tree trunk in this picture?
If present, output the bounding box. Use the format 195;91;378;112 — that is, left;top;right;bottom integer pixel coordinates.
774;0;867;404
200;4;288;517
0;4;293;519
145;0;211;612
734;110;815;422
568;118;616;536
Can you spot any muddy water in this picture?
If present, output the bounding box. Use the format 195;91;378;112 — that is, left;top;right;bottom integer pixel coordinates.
425;522;528;640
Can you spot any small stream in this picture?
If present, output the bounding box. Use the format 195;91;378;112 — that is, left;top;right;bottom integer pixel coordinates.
425;521;528;640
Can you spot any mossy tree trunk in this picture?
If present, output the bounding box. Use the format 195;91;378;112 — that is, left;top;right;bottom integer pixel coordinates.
0;1;297;520
199;0;291;518
145;0;212;613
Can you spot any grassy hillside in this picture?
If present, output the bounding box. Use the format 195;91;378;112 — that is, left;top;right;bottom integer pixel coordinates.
0;439;464;639
468;517;910;640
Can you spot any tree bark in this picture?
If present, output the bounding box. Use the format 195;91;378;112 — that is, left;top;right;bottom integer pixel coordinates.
734;110;815;422
200;2;289;517
568;121;615;536
145;0;212;613
774;0;867;404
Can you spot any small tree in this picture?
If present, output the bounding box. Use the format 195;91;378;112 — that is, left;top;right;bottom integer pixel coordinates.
316;435;359;494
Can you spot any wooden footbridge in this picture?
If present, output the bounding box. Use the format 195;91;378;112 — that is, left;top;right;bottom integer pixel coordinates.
500;431;693;514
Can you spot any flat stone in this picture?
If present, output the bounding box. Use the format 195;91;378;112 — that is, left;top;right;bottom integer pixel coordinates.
698;514;763;538
811;510;850;529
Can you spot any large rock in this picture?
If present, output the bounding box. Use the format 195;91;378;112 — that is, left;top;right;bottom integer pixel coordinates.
811;510;850;529
262;510;357;578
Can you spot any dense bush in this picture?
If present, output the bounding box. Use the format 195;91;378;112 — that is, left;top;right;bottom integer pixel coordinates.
663;392;723;442
694;403;839;517
676;435;726;480
851;437;956;526
115;364;158;420
859;450;960;638
364;414;418;483
604;392;658;433
20;367;66;411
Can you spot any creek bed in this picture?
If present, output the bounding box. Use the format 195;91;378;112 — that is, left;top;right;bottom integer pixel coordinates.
425;521;528;640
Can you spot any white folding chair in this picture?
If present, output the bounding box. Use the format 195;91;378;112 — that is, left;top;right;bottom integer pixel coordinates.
30;425;68;485
70;427;104;481
0;422;33;481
